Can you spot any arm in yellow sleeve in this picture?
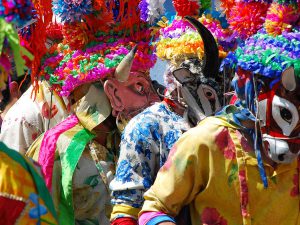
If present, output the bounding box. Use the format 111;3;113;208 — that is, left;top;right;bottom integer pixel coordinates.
140;125;211;217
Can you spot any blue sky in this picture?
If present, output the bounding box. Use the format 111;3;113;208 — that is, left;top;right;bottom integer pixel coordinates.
150;0;175;85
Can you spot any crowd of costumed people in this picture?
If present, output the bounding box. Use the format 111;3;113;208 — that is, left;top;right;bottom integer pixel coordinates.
0;0;299;224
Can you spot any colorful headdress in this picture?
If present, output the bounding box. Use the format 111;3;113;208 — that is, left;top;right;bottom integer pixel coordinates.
40;38;156;96
39;1;159;96
222;29;300;84
155;16;234;64
221;29;299;114
156;0;237;90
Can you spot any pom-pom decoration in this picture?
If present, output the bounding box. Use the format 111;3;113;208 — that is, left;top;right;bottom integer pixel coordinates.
199;12;237;51
221;30;300;80
264;3;299;36
0;0;35;27
219;0;235;18
139;0;166;24
227;1;269;40
172;0;201;17
62;23;90;50
46;22;63;41
52;0;93;23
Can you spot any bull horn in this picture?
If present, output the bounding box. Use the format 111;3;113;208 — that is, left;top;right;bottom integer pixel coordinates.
114;45;138;82
185;16;219;78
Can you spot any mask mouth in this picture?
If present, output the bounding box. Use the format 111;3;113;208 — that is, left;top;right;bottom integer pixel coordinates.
263;135;298;164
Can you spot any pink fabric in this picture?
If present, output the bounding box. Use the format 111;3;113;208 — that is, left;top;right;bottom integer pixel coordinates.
139;211;167;225
38;114;79;191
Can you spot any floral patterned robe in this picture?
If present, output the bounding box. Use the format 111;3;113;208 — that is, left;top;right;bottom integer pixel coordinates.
140;116;300;225
110;102;190;221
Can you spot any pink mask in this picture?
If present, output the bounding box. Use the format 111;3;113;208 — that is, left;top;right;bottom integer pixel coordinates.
104;46;160;124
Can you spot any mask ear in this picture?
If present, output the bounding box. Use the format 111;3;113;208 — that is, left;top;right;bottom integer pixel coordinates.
104;79;124;116
172;68;193;85
281;67;296;92
9;81;20;99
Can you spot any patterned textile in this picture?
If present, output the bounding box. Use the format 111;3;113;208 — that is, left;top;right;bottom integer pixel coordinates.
110;102;190;220
27;119;115;225
26;84;115;225
0;80;68;153
0;142;57;224
140;116;300;225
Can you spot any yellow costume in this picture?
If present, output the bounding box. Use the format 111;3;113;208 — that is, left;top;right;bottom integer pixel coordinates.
141;117;300;225
0;142;57;224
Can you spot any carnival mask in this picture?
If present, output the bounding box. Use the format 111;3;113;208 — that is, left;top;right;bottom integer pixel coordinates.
172;17;222;125
104;46;160;126
258;67;300;164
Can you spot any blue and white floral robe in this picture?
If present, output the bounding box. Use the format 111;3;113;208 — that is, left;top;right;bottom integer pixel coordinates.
109;102;190;221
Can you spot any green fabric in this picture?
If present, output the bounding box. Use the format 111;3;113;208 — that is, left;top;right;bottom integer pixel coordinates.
0;142;58;220
59;128;95;225
0;18;33;76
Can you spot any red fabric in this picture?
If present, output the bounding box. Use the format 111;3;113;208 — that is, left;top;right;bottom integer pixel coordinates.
0;196;26;224
229;94;238;105
111;217;137;225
